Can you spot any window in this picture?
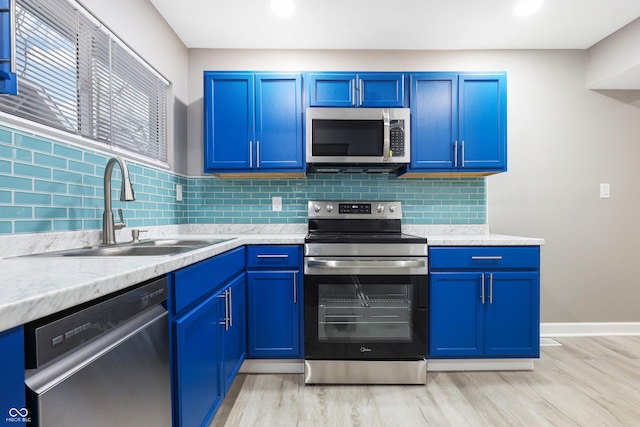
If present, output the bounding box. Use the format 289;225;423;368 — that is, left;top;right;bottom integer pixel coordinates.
0;0;169;162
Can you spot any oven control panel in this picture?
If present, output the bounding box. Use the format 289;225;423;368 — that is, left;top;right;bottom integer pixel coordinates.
308;200;402;219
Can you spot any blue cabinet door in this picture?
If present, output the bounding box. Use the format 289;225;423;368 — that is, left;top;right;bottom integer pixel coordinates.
307;72;405;107
255;74;303;170
0;326;25;424
459;73;507;170
204;72;303;172
485;272;539;357
204;72;254;171
409;73;458;170
173;293;223;427
247;270;301;358
221;274;247;395
307;73;356;107
358;73;405;107
0;0;17;95
429;272;483;357
408;72;506;174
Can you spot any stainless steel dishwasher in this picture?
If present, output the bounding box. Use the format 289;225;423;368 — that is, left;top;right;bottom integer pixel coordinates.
24;276;171;427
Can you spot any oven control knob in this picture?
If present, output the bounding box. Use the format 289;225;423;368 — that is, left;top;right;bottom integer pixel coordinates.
326;204;334;213
389;205;397;213
376;204;385;213
314;204;321;213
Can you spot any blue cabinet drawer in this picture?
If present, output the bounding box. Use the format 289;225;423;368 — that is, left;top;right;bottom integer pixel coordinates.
247;245;300;269
429;246;539;270
172;246;245;314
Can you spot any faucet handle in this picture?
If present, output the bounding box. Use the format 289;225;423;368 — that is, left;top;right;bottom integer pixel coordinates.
114;209;126;230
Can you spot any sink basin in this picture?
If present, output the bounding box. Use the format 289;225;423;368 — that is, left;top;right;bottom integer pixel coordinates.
133;238;230;247
20;238;233;258
52;245;195;257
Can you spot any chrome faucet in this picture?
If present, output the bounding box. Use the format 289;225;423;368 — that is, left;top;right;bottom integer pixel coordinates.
102;156;135;245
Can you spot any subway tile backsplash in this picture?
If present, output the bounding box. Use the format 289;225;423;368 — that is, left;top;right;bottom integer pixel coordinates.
0;125;486;234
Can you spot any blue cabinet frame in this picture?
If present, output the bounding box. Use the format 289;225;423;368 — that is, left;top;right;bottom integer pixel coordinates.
203;72;303;173
306;72;406;107
0;0;17;95
408;72;507;174
428;246;540;358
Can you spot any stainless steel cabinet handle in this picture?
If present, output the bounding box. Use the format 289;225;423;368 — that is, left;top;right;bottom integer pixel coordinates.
256;254;289;259
461;140;465;167
359;79;363;106
219;291;229;330
352;79;356;106
454;140;458;167
471;256;503;260
228;287;233;327
10;0;16;74
489;273;493;304
249;141;253;168
293;271;297;304
256;140;260;168
480;273;485;304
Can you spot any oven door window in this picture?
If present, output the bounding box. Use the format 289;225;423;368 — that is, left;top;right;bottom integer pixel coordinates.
318;281;412;342
311;119;383;157
305;274;426;360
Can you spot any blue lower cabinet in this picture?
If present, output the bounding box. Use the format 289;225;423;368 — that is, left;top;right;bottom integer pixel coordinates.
429;246;540;358
173;293;223;427
0;326;26;426
247;271;301;357
170;248;246;427
221;274;247;395
246;245;303;359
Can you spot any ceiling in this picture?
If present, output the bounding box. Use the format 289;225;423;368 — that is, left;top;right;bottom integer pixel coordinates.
149;0;640;50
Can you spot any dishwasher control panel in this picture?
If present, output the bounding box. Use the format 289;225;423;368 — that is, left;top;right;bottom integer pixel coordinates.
24;276;168;368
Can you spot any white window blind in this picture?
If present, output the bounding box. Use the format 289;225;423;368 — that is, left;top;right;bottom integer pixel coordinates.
0;0;169;162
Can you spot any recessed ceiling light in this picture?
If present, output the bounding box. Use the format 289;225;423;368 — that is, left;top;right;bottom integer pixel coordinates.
271;0;295;18
514;0;543;18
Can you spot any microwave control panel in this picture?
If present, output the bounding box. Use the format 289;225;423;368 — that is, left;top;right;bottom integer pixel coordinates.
390;120;405;157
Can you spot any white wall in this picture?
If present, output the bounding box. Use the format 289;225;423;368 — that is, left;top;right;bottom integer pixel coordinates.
188;48;640;322
80;0;190;174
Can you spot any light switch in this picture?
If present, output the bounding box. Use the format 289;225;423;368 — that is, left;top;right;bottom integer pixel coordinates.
176;184;183;201
600;183;610;199
272;196;282;212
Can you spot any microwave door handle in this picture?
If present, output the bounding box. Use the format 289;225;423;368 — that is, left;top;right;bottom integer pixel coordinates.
382;109;390;161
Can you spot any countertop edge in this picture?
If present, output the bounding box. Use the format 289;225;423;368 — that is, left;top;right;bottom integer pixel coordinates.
1;232;544;332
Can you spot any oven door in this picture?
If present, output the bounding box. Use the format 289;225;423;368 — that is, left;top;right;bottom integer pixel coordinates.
304;256;427;360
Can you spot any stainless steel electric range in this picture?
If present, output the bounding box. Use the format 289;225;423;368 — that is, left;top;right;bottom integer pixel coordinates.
303;200;428;384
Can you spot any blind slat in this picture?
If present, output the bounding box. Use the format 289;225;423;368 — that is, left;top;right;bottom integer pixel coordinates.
1;0;169;162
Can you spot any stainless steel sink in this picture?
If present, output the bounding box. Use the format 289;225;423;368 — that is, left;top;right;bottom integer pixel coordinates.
133;238;230;247
20;238;233;258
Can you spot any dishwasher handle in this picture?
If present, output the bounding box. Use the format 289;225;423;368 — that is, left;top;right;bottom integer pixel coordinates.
25;305;167;394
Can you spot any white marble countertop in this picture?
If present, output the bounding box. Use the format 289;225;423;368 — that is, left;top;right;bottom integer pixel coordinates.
0;229;544;332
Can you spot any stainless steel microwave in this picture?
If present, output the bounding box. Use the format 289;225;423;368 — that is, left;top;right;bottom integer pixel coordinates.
306;107;411;173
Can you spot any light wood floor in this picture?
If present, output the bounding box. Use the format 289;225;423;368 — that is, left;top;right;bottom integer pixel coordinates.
211;336;640;426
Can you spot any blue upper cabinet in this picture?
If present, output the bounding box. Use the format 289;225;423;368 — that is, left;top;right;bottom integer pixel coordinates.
407;72;507;175
203;72;303;173
0;0;18;95
307;72;406;107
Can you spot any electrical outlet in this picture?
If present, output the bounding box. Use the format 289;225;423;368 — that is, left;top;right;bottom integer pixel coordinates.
272;196;282;212
176;184;183;201
600;183;610;199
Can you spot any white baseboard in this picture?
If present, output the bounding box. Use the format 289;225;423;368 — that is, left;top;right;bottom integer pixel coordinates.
541;322;640;337
428;359;534;372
